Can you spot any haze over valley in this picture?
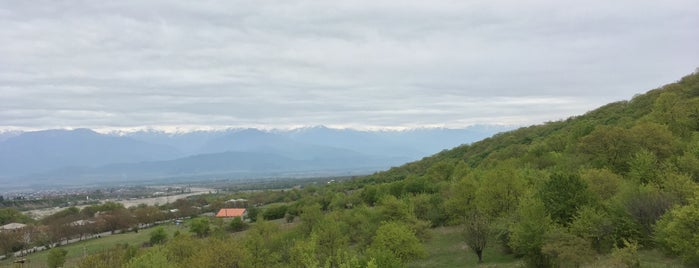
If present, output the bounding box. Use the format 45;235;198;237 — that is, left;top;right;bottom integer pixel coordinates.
0;125;510;190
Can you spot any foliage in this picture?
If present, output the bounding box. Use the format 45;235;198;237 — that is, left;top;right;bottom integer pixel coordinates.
541;229;596;267
368;221;427;265
229;216;247;232
183;237;249;268
189;217;210;238
610;239;640;268
0;207;33;225
290;233;321;268
654;194;699;265
509;194;553;267
580;168;622;202
246;206;260;222
164;234;203;264
262;204;288;220
149;227;168;245
474;167;524;218
245;219;282;267
77;243;138;268
46;247;68;268
619;185;673;240
313;216;349;267
568;206;615;253
539;173;593;225
125;246;171;268
462;211;490;263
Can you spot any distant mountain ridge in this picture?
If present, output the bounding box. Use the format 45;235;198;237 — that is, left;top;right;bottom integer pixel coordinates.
0;125;512;188
0;129;182;177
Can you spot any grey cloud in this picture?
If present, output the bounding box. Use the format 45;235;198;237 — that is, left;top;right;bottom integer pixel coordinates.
0;0;697;130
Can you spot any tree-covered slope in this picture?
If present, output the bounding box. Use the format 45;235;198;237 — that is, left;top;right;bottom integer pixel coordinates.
355;71;699;266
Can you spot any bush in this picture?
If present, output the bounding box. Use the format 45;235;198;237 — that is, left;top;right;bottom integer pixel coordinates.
149;227;168;245
262;205;288;220
229;217;247;232
655;197;699;265
609;239;640;268
47;247;68;268
285;213;295;223
189;218;210;237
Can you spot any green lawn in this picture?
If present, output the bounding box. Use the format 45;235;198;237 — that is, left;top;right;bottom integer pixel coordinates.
0;223;184;268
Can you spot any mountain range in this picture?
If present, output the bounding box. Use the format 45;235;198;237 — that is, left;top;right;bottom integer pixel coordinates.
0;125;512;188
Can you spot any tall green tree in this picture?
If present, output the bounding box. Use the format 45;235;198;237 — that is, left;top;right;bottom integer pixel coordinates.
539;173;593;225
579;126;634;172
443;175;478;225
569;206;615;253
290;233;321;268
314;217;349;267
628;149;660;185
244;219;281;268
509;194;554;267
475;167;524;218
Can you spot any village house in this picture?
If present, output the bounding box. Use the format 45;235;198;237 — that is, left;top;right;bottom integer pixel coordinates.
215;208;247;219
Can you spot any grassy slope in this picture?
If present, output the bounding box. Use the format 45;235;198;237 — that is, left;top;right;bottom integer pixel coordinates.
409;227;684;268
409;226;520;268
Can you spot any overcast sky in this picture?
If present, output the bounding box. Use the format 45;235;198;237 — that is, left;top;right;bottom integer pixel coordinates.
1;0;697;132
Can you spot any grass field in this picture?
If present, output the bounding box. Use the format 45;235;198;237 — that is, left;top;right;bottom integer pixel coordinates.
0;223;184;268
409;226;521;268
409;226;687;268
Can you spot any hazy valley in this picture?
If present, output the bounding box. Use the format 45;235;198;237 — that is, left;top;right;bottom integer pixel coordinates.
0;125;511;190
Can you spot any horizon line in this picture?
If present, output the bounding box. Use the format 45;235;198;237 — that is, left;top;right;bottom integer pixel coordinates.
0;123;520;134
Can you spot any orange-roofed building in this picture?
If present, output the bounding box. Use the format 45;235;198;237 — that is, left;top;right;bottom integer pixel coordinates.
216;208;247;219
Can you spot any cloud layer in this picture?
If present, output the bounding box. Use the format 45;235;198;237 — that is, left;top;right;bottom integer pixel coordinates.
1;0;698;131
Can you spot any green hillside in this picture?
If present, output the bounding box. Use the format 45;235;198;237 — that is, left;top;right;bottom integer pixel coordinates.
358;71;699;266
8;72;698;268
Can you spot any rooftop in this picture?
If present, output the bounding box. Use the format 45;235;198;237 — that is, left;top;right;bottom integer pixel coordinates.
216;208;247;218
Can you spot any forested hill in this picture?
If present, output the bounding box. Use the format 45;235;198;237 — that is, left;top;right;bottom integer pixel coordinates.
355;71;699;265
368;72;698;182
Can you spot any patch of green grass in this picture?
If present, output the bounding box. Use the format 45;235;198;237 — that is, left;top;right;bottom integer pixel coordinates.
582;248;685;268
637;249;685;268
409;226;521;268
409;226;688;268
1;223;184;268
